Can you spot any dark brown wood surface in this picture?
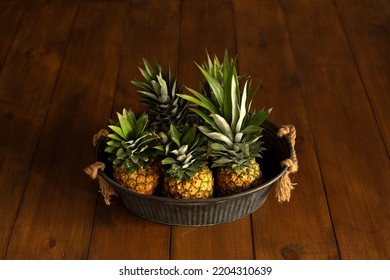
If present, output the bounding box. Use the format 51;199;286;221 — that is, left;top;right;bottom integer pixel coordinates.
0;0;389;260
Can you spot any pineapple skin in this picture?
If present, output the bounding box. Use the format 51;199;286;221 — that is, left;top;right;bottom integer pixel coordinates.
163;166;214;199
113;161;161;195
216;159;262;195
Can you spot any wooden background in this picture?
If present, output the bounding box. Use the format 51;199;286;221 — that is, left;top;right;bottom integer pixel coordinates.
0;0;389;260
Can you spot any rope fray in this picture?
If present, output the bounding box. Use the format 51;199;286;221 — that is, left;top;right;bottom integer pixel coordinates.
275;124;298;202
84;161;117;205
92;129;108;147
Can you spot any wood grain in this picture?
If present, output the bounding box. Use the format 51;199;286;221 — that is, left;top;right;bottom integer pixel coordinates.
0;1;78;259
334;0;390;154
0;1;24;71
233;0;339;259
5;1;127;259
280;0;390;259
87;0;180;260
171;219;253;260
0;0;389;260
171;0;253;260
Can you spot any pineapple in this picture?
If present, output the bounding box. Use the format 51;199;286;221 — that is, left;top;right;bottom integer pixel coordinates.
157;123;213;199
178;51;271;195
131;58;189;132
104;108;162;195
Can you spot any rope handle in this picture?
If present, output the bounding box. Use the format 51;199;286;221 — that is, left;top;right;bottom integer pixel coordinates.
92;129;109;147
275;124;298;202
84;161;117;205
85;128;116;205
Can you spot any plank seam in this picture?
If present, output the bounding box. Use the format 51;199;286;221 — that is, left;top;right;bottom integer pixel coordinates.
278;0;341;260
331;0;390;158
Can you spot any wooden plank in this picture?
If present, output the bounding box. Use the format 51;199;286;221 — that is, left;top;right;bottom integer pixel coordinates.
233;0;339;259
87;0;181;260
111;0;182;114
89;202;170;260
171;0;253;260
0;1;24;71
5;1;128;259
0;1;78;259
171;219;253;260
280;0;390;259
334;0;390;153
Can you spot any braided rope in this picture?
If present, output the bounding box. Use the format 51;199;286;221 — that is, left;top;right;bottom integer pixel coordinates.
276;125;298;202
84;161;117;205
92;129;109;147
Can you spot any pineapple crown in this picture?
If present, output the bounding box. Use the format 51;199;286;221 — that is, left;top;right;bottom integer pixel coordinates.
104;108;161;172
131;58;188;132
156;123;208;182
178;51;272;169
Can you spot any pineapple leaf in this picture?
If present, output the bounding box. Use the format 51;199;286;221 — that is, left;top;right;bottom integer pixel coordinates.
211;114;234;141
236;80;248;133
177;145;189;155
196;62;224;107
171;80;177;98
235;132;243;143
229;75;238;128
247;82;261;112
222;55;238;124
117;112;133;139
240;125;262;135
108;125;125;139
198;126;234;148
137;91;160;101
161;157;177;165
123;109;136;128
156;73;168;98
182;126;197;146
169;124;181;147
210;142;227;151
116;148;127;158
246;108;272;127
153;145;165;152
211;157;233;167
180;89;218;114
142;58;156;78
189;108;219;131
107;133;123;141
131;80;153;91
104;146;117;154
134;113;149;138
107;140;121;147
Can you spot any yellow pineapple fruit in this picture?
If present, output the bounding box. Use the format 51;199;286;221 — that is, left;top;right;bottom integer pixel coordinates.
104;109;162;195
113;161;161;195
216;158;262;195
164;166;213;199
158;124;214;199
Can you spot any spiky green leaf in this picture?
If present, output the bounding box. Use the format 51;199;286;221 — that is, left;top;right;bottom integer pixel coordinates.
107;133;123;141
108;125;125;139
198;126;233;148
169;124;181;147
188;108;218;131
211;114;234;141
196;63;224;107
107;140;121;147
182;126;197;146
161;157;177;165
246;108;272;127
134;113;149;138
236;80;248;133
240;125;262;135
117;113;133;139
